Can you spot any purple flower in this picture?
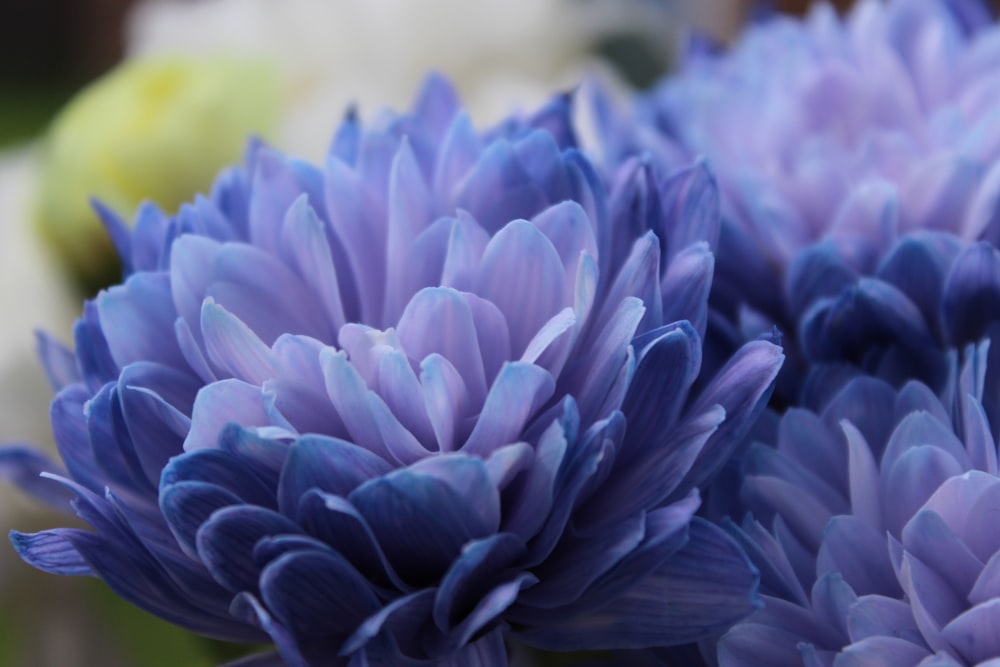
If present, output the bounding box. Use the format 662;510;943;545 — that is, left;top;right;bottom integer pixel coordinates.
601;0;1000;399
718;342;1000;666
4;76;783;666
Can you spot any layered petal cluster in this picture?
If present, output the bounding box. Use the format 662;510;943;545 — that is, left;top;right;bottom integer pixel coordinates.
605;0;1000;398
719;342;1000;666
6;77;782;666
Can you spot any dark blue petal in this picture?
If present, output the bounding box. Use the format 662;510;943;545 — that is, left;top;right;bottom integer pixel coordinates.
942;242;1000;345
230;592;310;667
278;435;392;516
660;242;714;338
162;450;276;509
349;464;499;586
786;241;859;321
436;630;508;667
296;490;406;592
196;505;302;593
516;518;759;649
218;424;289;490
877;232;962;338
159;480;243;559
260;549;381;642
678;339;784;496
10;529;92;575
218;650;286;667
433;532;526;632
73;300;118;392
518;512;645;610
816;516;901;597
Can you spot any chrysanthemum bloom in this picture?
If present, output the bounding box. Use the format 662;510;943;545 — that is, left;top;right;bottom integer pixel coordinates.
4;77;783;666
717;343;1000;666
602;0;1000;399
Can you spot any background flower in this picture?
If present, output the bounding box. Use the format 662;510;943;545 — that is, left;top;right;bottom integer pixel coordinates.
599;0;1000;401
717;341;1000;666
126;0;680;162
5;78;782;665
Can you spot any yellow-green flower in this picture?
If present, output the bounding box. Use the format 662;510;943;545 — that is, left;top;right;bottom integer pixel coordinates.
34;56;280;287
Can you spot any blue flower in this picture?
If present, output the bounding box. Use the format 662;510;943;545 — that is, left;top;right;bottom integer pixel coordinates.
601;0;1000;400
5;76;783;665
718;342;1000;666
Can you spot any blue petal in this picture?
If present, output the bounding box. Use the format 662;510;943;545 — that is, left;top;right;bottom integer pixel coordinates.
349;466;499;586
622;322;702;455
97;272;183;369
230;592;309;667
816;515;900;597
474;220;567;355
278;196;346;334
218;651;286;667
439;212;490;293
295;490;406;592
383;138;433;323
159;480;243;559
247;147;308;254
454;140;549;235
277;435;392;516
118;361;200;485
461;361;554;456
596;231;663;335
162;449;275;508
518;512;645;610
500;418;566;541
34;330;80;390
396;288;488;402
184;379;270;452
207;242;330;344
660;242;714;338
436;629;509;667
836;636;932;667
433;532;526;632
434;112;483;204
515;518;759;649
531;200;599;298
679;339;784;495
877;232;962;336
10;529;92;575
883;446;965;536
902;509;982;599
785;241;859;320
196;505;302;593
74;301;118;391
658;159;721;262
846;595;924;645
66;518;256;641
201;299;278;384
942;242;1000;345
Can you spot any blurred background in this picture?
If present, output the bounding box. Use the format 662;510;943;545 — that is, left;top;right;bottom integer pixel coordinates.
0;0;954;664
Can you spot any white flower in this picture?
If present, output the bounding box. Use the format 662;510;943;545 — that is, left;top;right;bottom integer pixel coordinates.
126;0;679;160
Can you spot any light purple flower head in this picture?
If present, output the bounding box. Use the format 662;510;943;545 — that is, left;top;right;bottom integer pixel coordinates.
718;341;1000;666
600;0;1000;400
2;76;783;666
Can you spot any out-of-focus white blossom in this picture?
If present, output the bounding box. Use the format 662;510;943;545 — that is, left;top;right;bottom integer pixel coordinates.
127;0;679;160
0;150;76;451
